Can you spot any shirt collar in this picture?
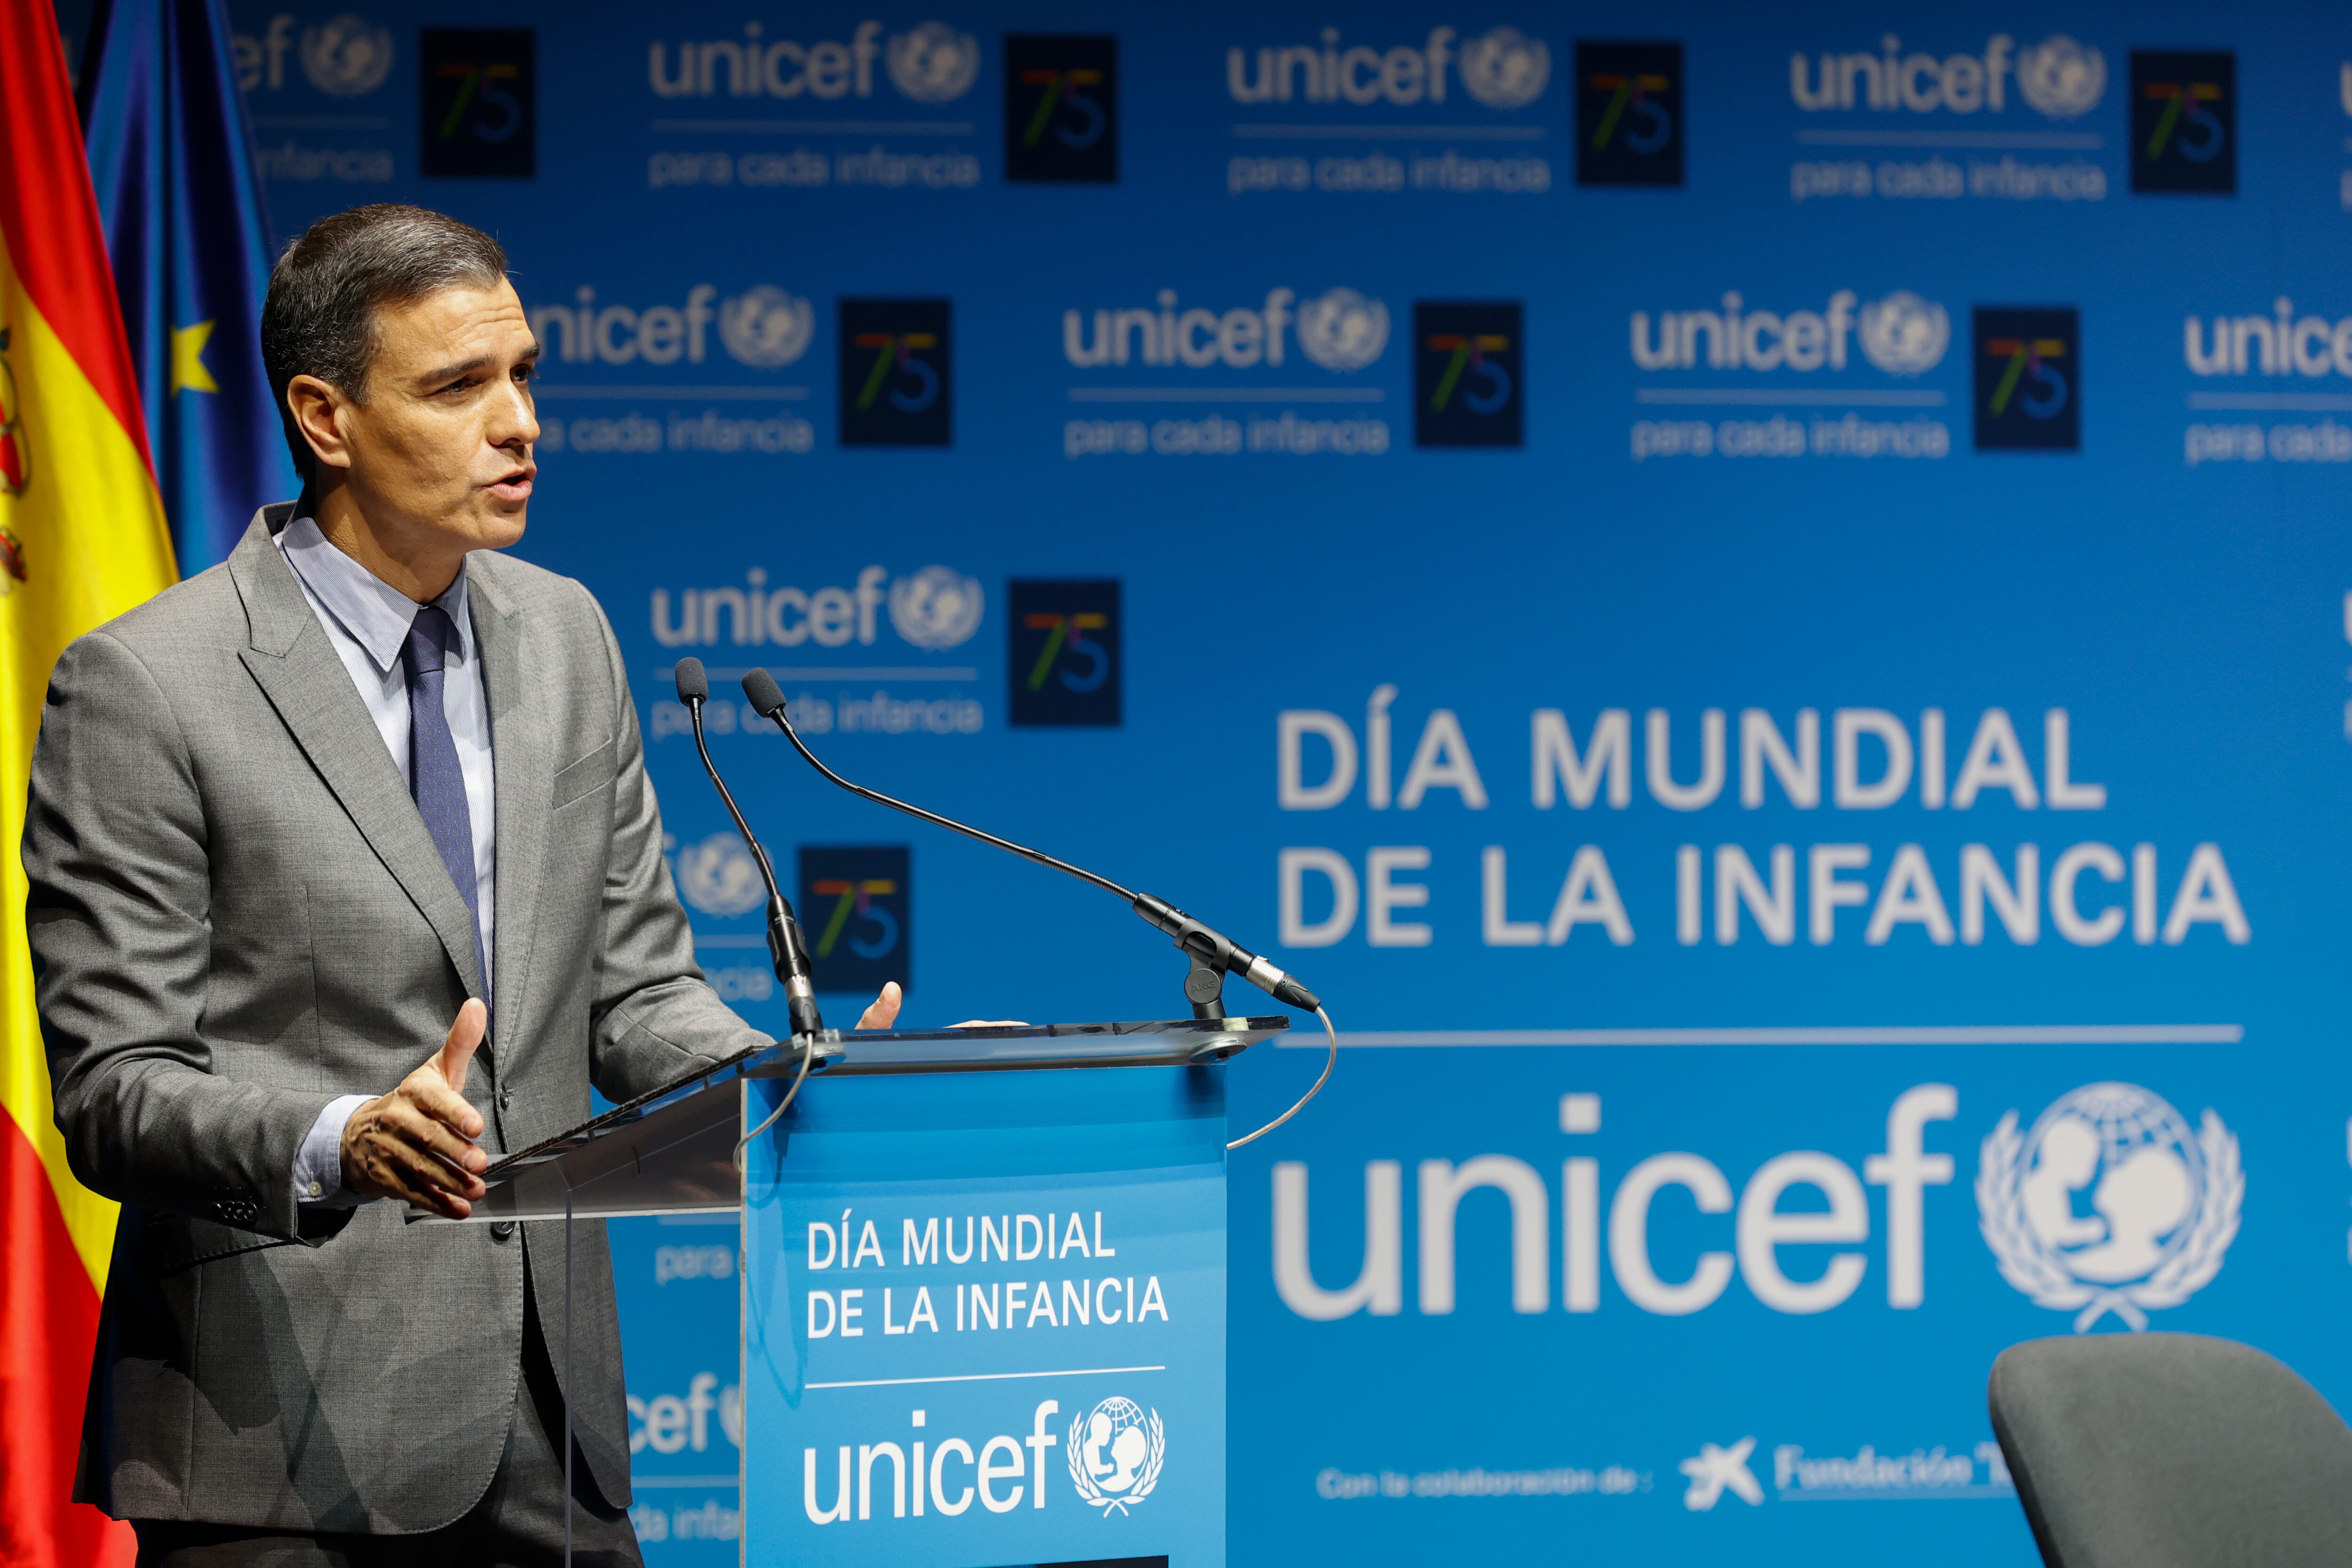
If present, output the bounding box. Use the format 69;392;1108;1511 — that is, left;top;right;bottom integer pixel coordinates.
277;514;474;678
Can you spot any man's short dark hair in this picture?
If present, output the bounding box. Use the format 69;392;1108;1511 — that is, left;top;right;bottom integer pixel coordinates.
260;204;509;482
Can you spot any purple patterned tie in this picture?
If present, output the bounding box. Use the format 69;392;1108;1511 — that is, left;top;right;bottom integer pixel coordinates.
402;603;485;995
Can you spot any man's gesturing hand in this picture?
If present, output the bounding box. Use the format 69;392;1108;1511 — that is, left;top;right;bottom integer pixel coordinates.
855;981;902;1031
341;999;492;1218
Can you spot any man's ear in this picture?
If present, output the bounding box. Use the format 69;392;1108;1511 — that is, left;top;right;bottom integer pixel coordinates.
285;374;355;474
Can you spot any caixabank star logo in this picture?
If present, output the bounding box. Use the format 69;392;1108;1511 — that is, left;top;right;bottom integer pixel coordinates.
1974;307;2079;451
838;299;951;446
1005;35;1117;183
1576;41;1682;187
1009;579;1120;726
797;845;910;995
420;28;534;178
2131;50;2235;195
1415;302;1522;448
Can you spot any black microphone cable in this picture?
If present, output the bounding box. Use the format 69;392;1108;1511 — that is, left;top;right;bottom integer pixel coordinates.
738;667;1337;1150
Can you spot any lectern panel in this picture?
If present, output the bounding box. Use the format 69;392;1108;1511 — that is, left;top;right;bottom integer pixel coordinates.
742;1065;1227;1567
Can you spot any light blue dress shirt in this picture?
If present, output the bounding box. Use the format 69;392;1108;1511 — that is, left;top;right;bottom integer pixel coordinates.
278;515;497;1206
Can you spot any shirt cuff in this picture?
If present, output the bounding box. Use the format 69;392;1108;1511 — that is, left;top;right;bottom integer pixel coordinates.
295;1095;372;1207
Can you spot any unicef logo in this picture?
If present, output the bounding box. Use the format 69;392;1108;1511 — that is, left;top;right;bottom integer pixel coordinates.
1458;26;1551;110
1978;1082;2243;1333
887;566;984;650
720;287;814;368
1067;1397;1164;1515
887;22;980;103
300;14;393;97
675;833;767;918
1858;291;1950;376
1296;288;1390;372
2016;35;2107;119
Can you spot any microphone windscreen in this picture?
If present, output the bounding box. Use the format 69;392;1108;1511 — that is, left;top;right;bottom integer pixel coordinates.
673;657;709;703
742;668;787;717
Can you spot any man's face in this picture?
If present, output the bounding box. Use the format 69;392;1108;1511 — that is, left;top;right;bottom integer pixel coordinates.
333;277;539;552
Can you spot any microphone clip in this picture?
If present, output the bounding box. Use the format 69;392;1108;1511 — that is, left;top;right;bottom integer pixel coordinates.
1130;892;1318;1020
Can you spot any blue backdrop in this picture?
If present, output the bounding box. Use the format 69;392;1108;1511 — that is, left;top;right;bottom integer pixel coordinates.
218;1;2352;1560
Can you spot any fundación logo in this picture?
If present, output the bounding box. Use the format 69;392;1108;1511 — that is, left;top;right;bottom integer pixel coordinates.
526;284;813;368
1066;1397;1164;1515
1063;287;1390;373
1576;41;1682;187
797;845;911;995
839;299;952;447
1226;24;1549;109
2130;51;2236;196
1973;307;2080;451
1009;579;1120;728
1978;1081;2241;1332
1005;35;1116;183
1631;288;1949;375
420;28;534;179
1415;302;1523;448
1791;32;2104;118
648;19;979;102
1678;1433;2014;1507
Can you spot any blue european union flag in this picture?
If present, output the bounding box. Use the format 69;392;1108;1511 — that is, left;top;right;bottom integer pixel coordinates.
80;0;297;576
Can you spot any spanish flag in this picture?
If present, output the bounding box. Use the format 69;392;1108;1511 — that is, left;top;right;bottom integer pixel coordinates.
0;1;177;1563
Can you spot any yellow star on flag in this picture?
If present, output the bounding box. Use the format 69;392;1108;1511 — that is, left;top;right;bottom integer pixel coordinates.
170;319;219;395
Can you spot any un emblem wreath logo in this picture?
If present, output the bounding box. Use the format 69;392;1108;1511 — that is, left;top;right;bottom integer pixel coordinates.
676;833;767;918
720;287;815;368
1296;289;1390;373
1458;27;1550;110
301;14;393;96
1977;1082;2241;1333
888;22;981;102
1067;1397;1164;1516
2015;36;2106;119
1858;292;1950;377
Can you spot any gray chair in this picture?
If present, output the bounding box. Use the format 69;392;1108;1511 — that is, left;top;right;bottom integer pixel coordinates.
1989;1333;2352;1568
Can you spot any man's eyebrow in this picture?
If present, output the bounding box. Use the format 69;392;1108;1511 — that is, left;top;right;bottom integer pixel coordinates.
418;354;493;384
417;341;542;384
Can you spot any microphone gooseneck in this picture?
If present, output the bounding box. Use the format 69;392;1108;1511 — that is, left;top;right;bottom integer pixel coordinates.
739;668;1132;901
736;669;1321;1016
673;659;824;1039
739;667;1335;1150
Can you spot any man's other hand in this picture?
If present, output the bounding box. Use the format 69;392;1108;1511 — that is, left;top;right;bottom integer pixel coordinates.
341;999;492;1218
855;982;903;1030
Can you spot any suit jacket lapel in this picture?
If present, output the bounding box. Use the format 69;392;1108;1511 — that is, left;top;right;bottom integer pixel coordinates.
467;556;552;1039
228;509;487;1002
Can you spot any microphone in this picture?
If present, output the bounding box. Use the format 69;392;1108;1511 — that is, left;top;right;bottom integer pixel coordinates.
672;659;824;1038
738;667;1320;1016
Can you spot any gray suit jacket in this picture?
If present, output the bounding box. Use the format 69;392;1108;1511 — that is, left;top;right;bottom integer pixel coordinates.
24;505;765;1533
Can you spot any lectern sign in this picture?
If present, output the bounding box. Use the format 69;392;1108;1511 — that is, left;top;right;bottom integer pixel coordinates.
742;1065;1228;1566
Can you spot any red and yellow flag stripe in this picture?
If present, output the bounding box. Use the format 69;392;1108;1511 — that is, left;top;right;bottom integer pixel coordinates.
1;2;177;1564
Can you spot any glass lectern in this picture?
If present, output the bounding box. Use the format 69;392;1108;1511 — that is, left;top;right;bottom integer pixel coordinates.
455;1017;1287;1568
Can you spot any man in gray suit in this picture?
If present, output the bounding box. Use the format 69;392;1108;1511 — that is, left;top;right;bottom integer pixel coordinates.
24;204;896;1565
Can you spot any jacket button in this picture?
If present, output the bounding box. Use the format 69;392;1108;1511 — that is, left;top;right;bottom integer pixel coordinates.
497;1086;511;1110
491;1221;516;1240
